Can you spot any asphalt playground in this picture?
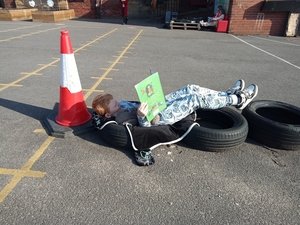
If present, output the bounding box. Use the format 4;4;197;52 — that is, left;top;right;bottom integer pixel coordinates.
0;18;299;225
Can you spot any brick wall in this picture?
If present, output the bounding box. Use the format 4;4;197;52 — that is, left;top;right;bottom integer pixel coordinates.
68;0;95;18
2;0;289;36
99;0;122;17
3;0;15;8
229;0;289;35
69;0;122;18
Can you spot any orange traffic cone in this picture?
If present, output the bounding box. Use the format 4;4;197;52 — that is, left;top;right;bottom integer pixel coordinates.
55;30;91;127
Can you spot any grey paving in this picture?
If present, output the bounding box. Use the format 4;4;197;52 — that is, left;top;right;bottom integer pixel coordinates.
0;18;299;225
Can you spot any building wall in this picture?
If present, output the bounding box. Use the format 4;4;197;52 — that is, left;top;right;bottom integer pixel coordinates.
229;0;289;35
68;0;96;18
1;0;290;36
3;0;15;8
99;0;122;18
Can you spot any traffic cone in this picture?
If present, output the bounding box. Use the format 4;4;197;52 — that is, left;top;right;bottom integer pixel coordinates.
55;30;91;127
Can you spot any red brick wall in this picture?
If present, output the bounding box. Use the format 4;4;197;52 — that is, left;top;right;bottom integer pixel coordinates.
68;0;121;18
229;0;289;35
99;0;122;17
3;0;15;8
68;0;95;18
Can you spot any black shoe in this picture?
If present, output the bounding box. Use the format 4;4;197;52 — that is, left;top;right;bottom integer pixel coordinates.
134;149;155;166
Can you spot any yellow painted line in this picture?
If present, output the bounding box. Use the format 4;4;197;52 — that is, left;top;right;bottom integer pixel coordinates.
108;61;124;64
84;29;143;100
0;24;43;33
20;72;43;76
0;29;140;203
113;55;128;59
0;29;117;93
73;28;117;53
0;29;119;203
33;129;46;134
0;27;62;43
0;84;22;87
38;64;57;67
0;176;23;203
99;68;118;71
91;77;113;80
0;136;55;202
0;59;59;92
82;89;104;93
21;136;55;170
0;168;45;178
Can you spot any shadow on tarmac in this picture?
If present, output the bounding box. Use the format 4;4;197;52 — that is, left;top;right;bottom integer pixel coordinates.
0;97;137;165
0;98;52;122
71;17;166;29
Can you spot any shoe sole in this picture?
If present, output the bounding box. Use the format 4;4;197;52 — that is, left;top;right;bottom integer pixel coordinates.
239;85;258;110
240;79;245;92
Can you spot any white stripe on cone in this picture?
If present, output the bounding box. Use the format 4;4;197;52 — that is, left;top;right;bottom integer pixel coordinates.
60;54;82;93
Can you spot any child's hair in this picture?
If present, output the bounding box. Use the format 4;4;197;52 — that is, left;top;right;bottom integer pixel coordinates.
92;93;113;116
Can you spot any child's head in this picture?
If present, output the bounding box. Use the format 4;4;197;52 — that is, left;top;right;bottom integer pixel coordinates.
92;93;120;118
92;93;113;116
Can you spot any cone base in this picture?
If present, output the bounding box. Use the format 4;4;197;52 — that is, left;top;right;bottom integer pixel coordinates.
56;114;91;127
56;87;91;127
44;103;94;138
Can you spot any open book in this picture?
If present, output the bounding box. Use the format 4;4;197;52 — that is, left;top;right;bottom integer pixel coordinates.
135;72;167;122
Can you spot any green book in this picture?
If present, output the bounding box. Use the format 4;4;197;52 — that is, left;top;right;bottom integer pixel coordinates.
135;72;167;122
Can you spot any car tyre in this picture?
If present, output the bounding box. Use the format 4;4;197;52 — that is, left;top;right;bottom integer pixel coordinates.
182;108;248;151
242;100;300;150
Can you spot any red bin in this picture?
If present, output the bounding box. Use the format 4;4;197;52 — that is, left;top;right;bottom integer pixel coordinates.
217;20;229;33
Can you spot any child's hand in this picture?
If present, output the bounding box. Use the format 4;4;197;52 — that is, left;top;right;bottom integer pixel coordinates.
137;102;148;117
151;114;160;125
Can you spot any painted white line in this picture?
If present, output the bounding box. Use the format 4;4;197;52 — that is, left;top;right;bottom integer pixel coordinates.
230;34;300;70
249;35;300;47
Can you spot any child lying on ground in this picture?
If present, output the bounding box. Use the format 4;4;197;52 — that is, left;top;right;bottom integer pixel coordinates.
92;80;258;127
92;80;258;166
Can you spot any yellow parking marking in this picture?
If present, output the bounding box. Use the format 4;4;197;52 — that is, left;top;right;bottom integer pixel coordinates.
0;29;123;203
82;89;104;93
0;168;46;178
0;136;55;202
108;61;124;64
0;83;22;87
0;29;142;203
91;77;113;80
38;64;57;67
84;29;143;100
99;68;118;71
73;29;117;54
20;72;43;76
0;27;63;43
0;59;59;92
0;176;24;202
33;129;47;134
114;55;128;59
0;29;118;93
22;136;56;170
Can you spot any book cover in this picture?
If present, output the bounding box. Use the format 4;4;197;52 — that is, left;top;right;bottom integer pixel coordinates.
135;72;167;122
